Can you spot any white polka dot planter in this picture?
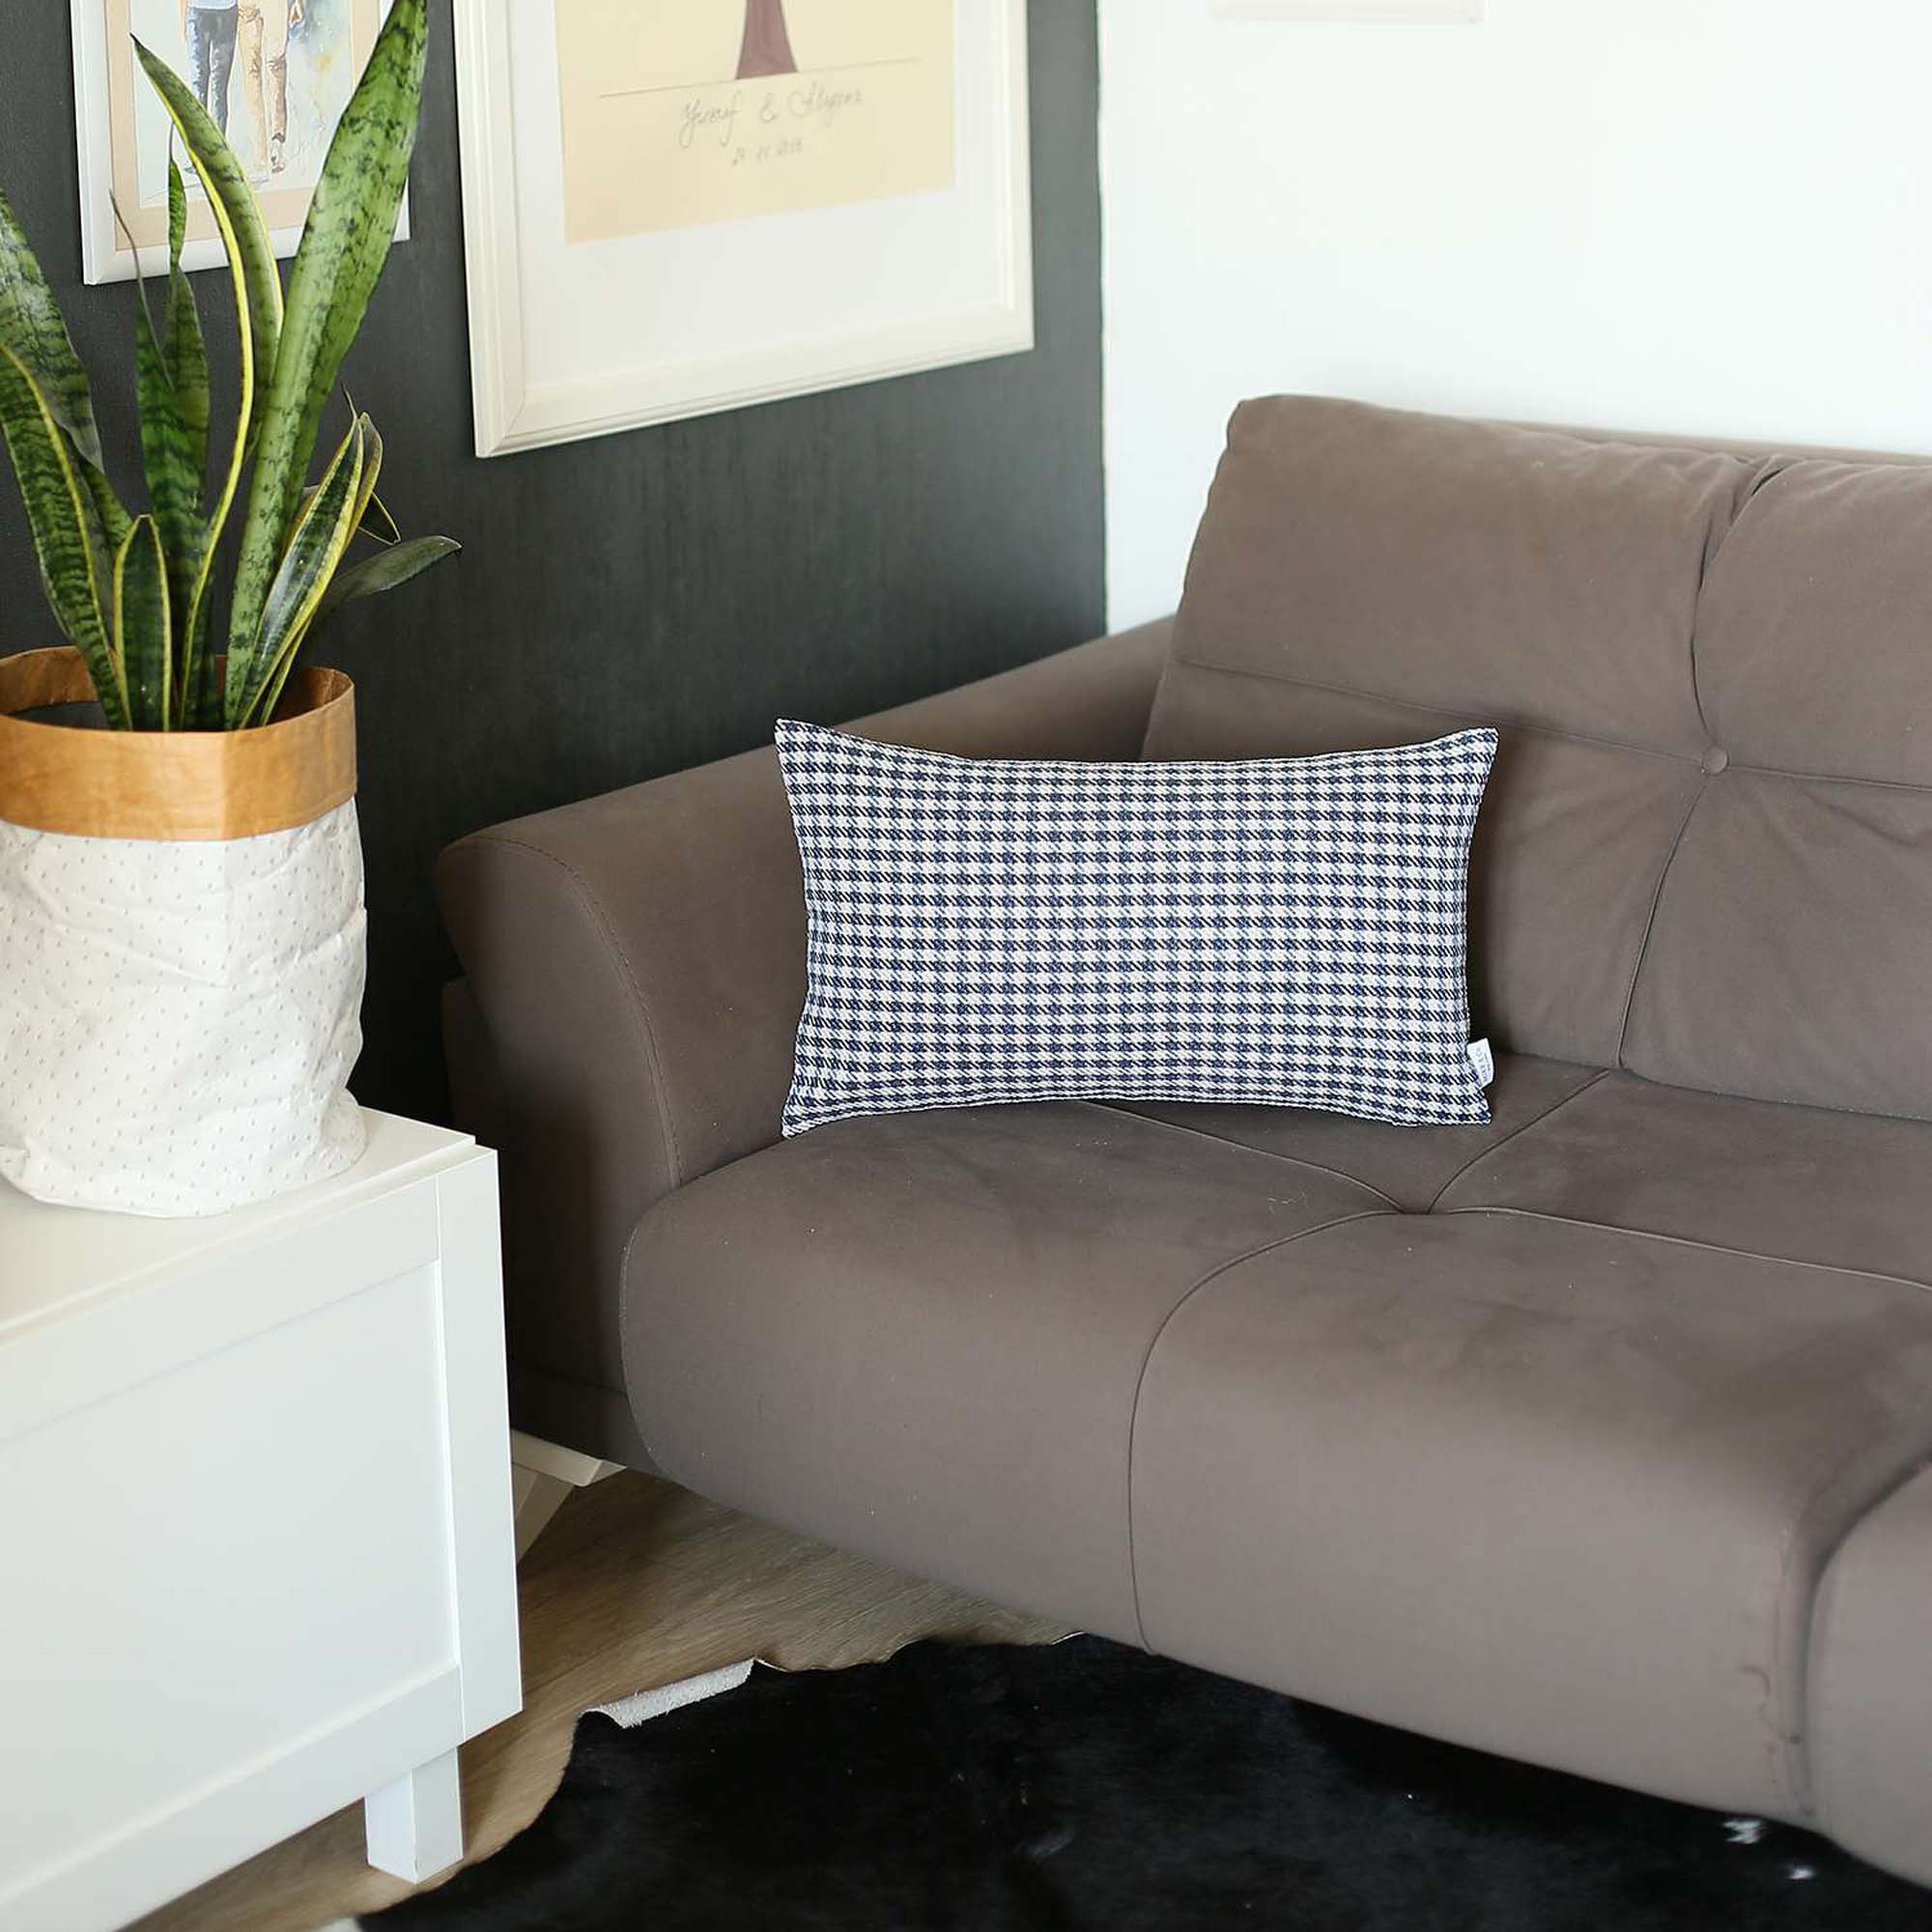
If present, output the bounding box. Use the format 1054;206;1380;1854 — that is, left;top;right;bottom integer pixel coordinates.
0;648;367;1216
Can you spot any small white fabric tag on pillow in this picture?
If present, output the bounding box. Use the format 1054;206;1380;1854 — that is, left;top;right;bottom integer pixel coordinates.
1467;1038;1494;1087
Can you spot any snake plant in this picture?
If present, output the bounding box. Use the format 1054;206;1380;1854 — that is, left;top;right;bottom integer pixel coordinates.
0;0;455;730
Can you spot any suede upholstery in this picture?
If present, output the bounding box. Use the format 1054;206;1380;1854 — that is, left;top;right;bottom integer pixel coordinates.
441;401;1932;1887
437;623;1172;1465
625;1103;1383;1639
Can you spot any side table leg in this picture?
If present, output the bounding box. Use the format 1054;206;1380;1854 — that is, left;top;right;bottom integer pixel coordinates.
365;1748;465;1882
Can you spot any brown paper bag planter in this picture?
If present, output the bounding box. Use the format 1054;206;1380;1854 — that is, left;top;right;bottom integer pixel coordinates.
0;649;367;1215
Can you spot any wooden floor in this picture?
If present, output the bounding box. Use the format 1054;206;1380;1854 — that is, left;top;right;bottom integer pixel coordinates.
134;1473;1065;1932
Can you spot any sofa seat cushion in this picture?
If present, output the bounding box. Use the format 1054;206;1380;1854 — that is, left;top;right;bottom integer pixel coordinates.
1107;1051;1603;1211
1435;1070;1932;1283
623;1103;1387;1637
1130;1209;1932;1822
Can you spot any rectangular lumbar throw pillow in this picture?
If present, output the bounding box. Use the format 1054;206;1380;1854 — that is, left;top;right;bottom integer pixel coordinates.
774;721;1497;1137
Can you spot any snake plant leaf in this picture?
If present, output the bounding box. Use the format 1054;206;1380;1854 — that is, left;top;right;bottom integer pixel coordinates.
298;411;385;536
156;160;211;726
132;43;281;445
313;531;458;628
168;152;187;265
360;486;402;546
235;414;368;726
350;413;384;540
227;0;426;695
163;158;211;484
133;287;206;702
301;477;401;545
135;41;279;726
79;446;133;562
114;515;172;730
348;489;399;548
331;386;397;542
3;181;131;558
183;608;221;730
0;185;106;469
0;342;128;725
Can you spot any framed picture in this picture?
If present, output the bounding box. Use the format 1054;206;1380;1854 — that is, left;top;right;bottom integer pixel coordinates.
70;0;409;285
453;0;1033;457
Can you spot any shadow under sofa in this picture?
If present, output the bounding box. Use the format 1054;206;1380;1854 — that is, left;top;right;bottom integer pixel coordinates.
438;396;1932;1889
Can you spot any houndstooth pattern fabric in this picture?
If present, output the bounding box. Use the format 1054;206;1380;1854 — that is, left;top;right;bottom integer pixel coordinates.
775;721;1498;1137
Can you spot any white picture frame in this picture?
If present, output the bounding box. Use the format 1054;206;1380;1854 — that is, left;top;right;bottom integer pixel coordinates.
452;0;1034;457
69;0;408;287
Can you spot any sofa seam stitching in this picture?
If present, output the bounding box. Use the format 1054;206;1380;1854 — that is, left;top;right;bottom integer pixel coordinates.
1683;456;1779;743
1080;1100;1403;1210
1684;490;1738;752
462;833;687;1189
1435;1204;1932;1297
1171;657;1932;795
1123;1208;1396;1654
1612;773;1709;1069
1423;1069;1611;1214
1166;658;1702;767
1721;759;1932;796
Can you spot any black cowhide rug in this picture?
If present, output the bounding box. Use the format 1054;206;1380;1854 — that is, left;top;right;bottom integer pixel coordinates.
366;1635;1931;1931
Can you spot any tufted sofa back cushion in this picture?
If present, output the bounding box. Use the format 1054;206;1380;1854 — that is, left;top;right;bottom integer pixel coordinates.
1146;396;1932;1117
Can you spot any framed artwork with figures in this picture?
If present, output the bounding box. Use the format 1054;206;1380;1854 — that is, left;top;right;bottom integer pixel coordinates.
69;0;409;284
453;0;1033;454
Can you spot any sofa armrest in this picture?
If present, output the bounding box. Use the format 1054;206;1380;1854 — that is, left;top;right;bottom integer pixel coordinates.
437;620;1172;1418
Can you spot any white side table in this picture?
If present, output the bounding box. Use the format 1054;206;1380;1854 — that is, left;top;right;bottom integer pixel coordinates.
0;1112;522;1932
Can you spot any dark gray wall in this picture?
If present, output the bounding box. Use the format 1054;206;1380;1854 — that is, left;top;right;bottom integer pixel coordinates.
0;4;1104;1123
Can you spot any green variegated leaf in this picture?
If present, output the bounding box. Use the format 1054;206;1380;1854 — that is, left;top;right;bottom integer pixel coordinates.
79;453;132;558
227;0;426;696
132;43;281;444
164;160;213;729
0;185;105;468
358;488;402;546
163;158;210;484
349;414;384;540
0;342;128;725
301;473;401;546
168;154;187;265
184;611;221;729
133;288;206;712
313;531;458;628
298;410;385;540
235;415;367;726
335;386;396;542
114;515;172;730
134;43;278;728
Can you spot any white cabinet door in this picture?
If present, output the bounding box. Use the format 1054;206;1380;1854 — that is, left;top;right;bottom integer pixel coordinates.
0;1133;520;1932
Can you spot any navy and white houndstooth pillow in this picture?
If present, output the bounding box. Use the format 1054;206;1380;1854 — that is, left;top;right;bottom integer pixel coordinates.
775;721;1497;1136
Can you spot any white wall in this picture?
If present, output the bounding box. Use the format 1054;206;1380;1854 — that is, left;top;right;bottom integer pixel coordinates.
1100;2;1932;625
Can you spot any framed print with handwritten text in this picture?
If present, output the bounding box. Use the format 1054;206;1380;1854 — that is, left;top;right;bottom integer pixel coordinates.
454;0;1033;455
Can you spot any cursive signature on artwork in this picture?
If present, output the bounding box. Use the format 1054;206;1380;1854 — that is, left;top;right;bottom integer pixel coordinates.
679;92;743;151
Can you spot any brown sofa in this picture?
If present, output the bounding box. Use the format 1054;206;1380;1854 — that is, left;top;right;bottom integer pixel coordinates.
440;397;1932;1887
